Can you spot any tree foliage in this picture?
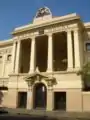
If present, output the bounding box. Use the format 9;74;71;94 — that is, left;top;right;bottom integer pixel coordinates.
77;62;90;90
77;62;90;79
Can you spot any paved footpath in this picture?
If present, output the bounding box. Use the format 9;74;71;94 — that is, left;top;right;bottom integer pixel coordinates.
1;108;90;120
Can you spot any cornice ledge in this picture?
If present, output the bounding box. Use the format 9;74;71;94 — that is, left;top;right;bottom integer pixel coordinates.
84;22;90;29
12;13;80;35
51;70;78;75
0;39;13;46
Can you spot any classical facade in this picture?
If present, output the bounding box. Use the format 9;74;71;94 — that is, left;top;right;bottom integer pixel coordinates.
0;7;90;112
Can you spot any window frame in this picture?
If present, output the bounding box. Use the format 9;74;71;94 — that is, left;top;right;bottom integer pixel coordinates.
7;54;12;61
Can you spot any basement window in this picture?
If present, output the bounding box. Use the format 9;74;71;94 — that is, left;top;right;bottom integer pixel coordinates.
0;86;8;90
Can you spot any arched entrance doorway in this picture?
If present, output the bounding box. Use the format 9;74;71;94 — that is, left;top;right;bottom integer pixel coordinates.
33;83;47;109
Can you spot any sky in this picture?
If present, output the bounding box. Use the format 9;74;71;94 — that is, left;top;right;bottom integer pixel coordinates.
0;0;90;40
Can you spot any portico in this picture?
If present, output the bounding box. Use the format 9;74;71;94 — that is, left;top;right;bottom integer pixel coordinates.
12;28;81;74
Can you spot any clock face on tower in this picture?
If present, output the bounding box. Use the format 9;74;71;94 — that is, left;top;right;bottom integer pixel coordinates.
35;7;52;18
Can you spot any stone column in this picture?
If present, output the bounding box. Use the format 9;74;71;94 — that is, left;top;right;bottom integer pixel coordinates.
67;30;73;70
47;33;53;72
27;87;33;109
11;42;16;73
29;37;36;73
2;54;6;77
47;87;54;111
74;29;81;69
15;40;21;73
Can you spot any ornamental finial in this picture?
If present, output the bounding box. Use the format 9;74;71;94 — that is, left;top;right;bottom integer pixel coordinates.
35;7;52;18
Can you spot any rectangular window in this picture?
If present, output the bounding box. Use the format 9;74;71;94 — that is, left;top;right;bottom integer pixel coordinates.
0;56;2;62
86;43;90;51
7;54;12;61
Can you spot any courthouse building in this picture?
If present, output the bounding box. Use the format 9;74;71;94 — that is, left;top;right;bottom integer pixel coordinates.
0;7;90;112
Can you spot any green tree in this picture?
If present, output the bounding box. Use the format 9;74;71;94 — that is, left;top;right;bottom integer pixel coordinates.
77;62;90;91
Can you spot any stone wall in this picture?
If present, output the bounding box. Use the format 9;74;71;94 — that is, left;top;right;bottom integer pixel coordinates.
82;92;90;112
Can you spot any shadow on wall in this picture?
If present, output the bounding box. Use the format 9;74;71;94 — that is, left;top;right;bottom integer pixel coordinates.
0;91;3;106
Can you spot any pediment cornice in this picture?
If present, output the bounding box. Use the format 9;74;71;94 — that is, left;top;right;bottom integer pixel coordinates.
25;72;56;87
12;13;80;35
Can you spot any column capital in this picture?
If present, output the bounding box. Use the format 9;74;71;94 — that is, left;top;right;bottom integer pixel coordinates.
47;33;53;37
12;41;16;46
13;41;17;44
73;28;80;32
30;35;36;40
17;40;21;43
13;36;18;41
66;29;72;32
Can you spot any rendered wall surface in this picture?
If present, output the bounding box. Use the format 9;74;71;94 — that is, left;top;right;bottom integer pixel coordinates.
83;92;90;112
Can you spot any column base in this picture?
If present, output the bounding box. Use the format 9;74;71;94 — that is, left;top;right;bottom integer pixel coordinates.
67;67;81;72
47;69;53;73
29;70;34;74
73;67;81;71
10;71;15;74
67;67;74;72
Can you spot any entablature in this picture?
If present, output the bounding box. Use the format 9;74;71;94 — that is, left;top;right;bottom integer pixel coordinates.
0;39;13;47
12;22;81;42
0;47;12;54
84;22;90;29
